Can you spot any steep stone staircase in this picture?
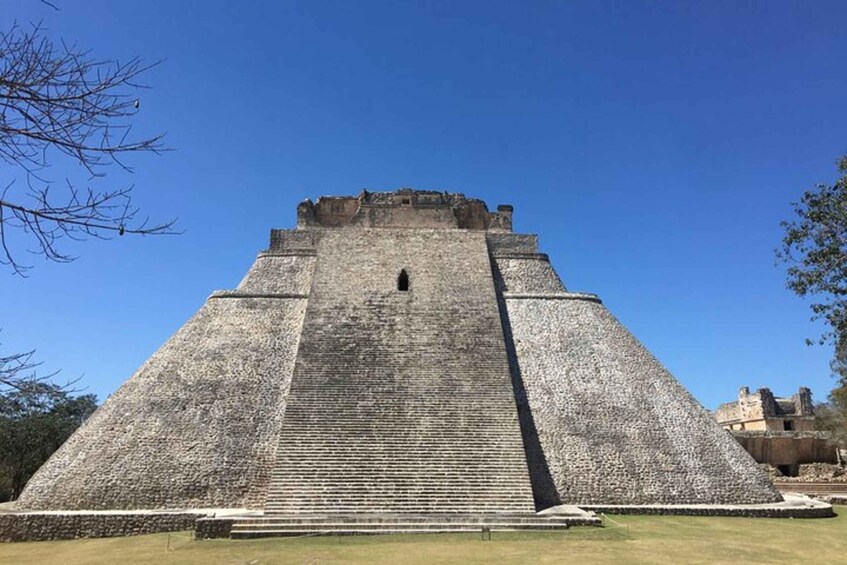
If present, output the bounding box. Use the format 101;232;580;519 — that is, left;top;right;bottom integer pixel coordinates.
262;230;536;516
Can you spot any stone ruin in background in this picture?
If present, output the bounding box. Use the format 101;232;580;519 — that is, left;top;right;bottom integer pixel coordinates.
715;386;841;477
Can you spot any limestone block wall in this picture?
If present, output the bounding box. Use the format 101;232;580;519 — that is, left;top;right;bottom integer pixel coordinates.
237;253;316;295
714;402;741;424
266;228;535;514
489;245;783;507
500;296;782;505
492;256;565;294
0;512;204;542
16;253;315;511
486;234;565;294
732;431;838;466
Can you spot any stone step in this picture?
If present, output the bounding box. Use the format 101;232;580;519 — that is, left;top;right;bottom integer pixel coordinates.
273;452;527;459
264;497;532;503
274;440;525;446
270;469;528;477
268;473;530;479
263;498;533;506
263;502;533;508
265;494;531;499
265;486;531;493
264;493;531;499
270;461;528;469
226;512;602;538
269;465;529;471
265;487;533;494
267;479;531;483
263;231;536;515
262;497;535;506
230;525;571;538
234;515;582;525
262;507;535;512
263;494;535;500
273;444;526;450
265;482;532;489
273;429;524;435
231;527;556;537
262;505;534;510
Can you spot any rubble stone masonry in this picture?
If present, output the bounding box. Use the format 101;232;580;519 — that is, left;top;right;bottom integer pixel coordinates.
15;189;781;516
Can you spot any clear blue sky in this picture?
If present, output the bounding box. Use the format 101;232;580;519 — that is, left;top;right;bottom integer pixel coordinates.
2;1;846;410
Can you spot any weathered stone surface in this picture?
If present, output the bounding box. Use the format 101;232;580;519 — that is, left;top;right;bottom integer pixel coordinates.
499;293;781;505
266;228;535;514
715;386;815;431
16;291;311;510
731;431;838;468
0;512;203;542
194;517;234;539
297;190;512;231
14;188;785;525
492;256;565;294
237;253;316;295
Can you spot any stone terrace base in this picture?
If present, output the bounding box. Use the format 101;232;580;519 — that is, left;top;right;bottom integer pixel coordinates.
200;510;601;539
1;496;836;542
0;509;218;543
579;494;834;518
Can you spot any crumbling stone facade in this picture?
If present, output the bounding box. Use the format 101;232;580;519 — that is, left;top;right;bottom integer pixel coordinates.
715;387;838;475
15;189;781;516
716;387;816;432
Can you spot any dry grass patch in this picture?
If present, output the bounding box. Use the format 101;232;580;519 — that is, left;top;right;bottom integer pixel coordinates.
0;507;844;565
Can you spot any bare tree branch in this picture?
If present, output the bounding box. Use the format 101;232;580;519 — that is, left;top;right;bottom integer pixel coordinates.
0;21;177;276
38;1;60;11
0;342;69;395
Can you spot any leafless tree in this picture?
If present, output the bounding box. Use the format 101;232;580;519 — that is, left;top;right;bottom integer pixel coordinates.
0;21;177;276
0;348;42;393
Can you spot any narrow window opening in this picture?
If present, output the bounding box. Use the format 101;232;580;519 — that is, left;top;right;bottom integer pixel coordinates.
398;269;409;291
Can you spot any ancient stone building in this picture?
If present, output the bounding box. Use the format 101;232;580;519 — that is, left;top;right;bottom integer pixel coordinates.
12;189;799;537
715;387;837;475
715;387;815;432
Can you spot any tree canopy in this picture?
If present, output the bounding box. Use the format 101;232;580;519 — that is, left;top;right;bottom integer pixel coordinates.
778;155;847;347
778;155;847;441
0;382;97;501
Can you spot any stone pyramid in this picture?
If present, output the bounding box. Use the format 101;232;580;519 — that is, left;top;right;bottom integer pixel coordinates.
17;189;780;514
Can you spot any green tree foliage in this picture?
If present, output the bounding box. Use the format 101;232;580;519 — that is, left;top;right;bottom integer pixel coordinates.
816;340;847;446
778;155;847;346
0;383;96;501
815;400;847;446
778;155;847;444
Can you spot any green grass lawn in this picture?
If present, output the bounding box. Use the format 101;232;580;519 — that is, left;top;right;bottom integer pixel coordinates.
1;507;844;565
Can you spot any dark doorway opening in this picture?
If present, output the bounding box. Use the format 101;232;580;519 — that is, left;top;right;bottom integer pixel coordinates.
777;464;798;477
398;269;409;291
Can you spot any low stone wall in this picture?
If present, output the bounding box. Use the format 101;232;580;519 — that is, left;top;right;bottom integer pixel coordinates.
194;517;234;539
0;512;204;542
580;503;834;519
731;431;838;467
